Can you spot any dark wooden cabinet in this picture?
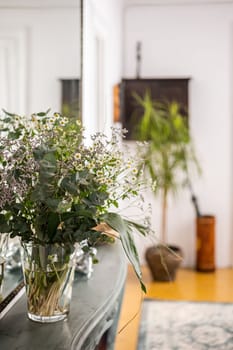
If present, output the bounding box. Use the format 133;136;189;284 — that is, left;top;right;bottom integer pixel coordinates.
119;78;190;140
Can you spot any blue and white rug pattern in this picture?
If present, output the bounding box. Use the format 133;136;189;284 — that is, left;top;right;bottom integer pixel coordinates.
138;299;233;350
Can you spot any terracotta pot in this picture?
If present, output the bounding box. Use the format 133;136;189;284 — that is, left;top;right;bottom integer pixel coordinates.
145;245;183;281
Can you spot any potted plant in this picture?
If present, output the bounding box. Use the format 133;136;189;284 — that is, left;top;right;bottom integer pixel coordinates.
133;92;200;281
0;110;150;322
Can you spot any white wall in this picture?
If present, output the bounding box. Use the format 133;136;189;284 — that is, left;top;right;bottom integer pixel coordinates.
0;2;80;115
82;0;123;137
123;3;233;267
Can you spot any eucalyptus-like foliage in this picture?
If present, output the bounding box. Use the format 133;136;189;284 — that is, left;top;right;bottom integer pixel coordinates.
134;92;200;242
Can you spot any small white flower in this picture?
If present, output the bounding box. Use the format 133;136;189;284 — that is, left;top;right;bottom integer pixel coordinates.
106;178;113;185
115;159;121;166
86;162;94;169
48;117;55;124
76;164;83;171
74;153;81;160
60;117;68;126
126;160;132;168
98;177;106;184
131;176;137;183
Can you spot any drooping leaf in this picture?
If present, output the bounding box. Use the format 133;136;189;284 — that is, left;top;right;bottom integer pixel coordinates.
103;212;146;293
124;219;148;237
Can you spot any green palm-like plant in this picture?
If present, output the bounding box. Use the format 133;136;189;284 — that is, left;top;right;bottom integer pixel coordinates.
134;92;200;243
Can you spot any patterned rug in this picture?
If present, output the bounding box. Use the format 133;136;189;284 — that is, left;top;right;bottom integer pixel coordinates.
137;299;233;350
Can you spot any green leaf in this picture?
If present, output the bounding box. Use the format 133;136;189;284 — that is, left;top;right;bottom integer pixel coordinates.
8;130;22;140
36;111;50;117
2;109;16;117
47;212;60;238
103;212;146;293
39;158;57;179
2;118;11;123
0;223;11;233
43;151;57;164
45;108;51;115
46;198;60;211
60;176;78;195
0;214;11;232
124;219;148;237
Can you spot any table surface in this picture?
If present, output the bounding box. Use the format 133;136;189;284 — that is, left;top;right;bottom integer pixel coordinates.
0;242;127;350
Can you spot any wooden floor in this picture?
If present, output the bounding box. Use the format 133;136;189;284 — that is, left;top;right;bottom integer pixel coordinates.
115;266;233;350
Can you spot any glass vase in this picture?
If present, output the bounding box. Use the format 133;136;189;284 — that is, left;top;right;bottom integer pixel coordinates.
75;244;97;279
0;233;8;298
5;237;22;271
21;242;77;323
0;232;9;259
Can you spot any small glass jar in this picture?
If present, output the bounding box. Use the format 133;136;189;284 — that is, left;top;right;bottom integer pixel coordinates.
75;241;97;279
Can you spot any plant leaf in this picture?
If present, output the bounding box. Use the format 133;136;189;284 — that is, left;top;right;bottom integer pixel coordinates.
103;212;146;293
2;109;16;117
47;212;60;239
36;111;49;117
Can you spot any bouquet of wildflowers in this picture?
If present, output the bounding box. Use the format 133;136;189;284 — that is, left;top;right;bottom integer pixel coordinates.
0;110;150;291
